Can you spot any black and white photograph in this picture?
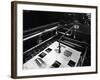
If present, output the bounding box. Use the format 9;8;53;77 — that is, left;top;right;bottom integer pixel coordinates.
11;1;97;78
23;10;91;69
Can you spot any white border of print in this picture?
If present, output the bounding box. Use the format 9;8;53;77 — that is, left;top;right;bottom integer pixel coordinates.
16;3;96;76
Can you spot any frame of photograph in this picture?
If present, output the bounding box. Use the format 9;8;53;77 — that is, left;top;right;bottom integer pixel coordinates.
11;1;98;79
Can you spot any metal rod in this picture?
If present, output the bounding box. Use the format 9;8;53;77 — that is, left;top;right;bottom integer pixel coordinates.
58;26;74;53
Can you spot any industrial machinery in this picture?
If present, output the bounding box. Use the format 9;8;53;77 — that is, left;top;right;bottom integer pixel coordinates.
23;22;90;69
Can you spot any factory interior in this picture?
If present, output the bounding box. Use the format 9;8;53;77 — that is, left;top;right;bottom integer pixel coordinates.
23;10;91;69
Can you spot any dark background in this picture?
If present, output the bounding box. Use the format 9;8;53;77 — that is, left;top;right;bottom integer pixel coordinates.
23;10;89;31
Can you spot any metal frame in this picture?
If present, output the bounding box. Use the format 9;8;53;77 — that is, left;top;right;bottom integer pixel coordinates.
11;1;98;79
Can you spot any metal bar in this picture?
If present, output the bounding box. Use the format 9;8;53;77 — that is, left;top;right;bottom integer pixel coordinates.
23;26;57;41
24;35;56;54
